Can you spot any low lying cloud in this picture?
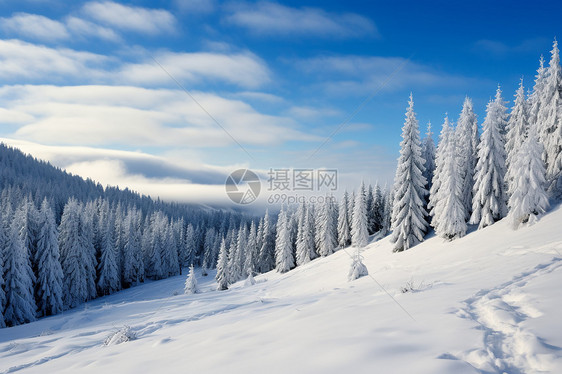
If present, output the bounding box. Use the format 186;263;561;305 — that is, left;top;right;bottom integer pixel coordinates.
0;39;271;89
225;1;378;39
293;55;482;95
0;84;319;148
81;1;177;35
0;138;240;205
0;13;70;42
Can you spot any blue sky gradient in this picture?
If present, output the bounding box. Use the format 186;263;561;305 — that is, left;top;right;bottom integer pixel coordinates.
0;0;560;206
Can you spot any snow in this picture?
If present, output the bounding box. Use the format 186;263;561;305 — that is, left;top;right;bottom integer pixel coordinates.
2;206;562;373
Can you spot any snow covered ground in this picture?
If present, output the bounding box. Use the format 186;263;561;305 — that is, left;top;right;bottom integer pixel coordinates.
2;206;562;374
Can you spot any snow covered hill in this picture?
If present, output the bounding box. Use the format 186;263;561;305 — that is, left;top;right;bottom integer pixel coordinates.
1;206;562;374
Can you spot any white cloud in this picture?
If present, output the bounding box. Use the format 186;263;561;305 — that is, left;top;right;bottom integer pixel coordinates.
0;39;111;82
294;55;478;95
472;37;550;57
0;12;123;43
225;2;378;38
82;1;177;35
0;13;70;41
120;51;271;89
65;16;121;42
286;106;340;119
0;85;320;148
0;40;270;89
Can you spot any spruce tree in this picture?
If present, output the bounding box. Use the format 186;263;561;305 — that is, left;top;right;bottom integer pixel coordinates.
506;80;530;195
122;208;144;288
337;192;351;247
81;201;98;300
184;264;199;295
35;199;64;317
390;94;428;251
538;39;562;195
163;223;179;277
456;98;479;218
258;210;275;273
296;203;315;265
508;126;550;228
316;201;337;257
351;182;369;248
275;208;294;273
184;224;196;269
422;122;437;194
59;198;93;308
0;211;6;328
216;239;229;291
366;185;376;234
471;87;509;229
529;55;547;127
429;116;449;216
97;205;120;295
4;205;36;326
371;183;384;233
348;248;368;281
432;119;467;240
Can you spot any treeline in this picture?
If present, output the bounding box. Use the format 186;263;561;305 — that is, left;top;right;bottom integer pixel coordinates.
214;183;391;290
0;143;251;328
390;39;561;251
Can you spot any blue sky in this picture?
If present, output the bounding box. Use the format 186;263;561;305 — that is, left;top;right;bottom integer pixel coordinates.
0;0;560;207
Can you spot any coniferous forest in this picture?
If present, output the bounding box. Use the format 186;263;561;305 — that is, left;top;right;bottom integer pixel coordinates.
1;39;561;329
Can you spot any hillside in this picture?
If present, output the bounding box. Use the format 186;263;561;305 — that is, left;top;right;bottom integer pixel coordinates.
1;204;561;373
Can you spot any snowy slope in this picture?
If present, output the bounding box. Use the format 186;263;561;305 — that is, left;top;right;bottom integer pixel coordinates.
2;206;562;374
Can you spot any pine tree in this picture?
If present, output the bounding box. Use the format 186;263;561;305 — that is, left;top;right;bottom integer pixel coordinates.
184;224;196;269
366;185;376;234
471;87;509;229
390;94;428;251
508;126;550;228
337;192;351;247
215;239;229;291
243;221;257;275
0;210;6;328
316;201;337;257
351;182;369;248
456;98;479;218
122;208;144;288
432;119;467;240
422;122;437;194
4;205;36;326
275;208;294;273
371;184;384;234
59;198;94;308
97;204;120;295
163;223;179;277
529;55;547;127
258;210;275;273
537;39;562;195
506;80;530;195
146;212;166;279
184;264;199;295
429;116;451;217
348;248;368;281
296;203;315;265
81;201;98;300
381;186;392;235
35;199;64;317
